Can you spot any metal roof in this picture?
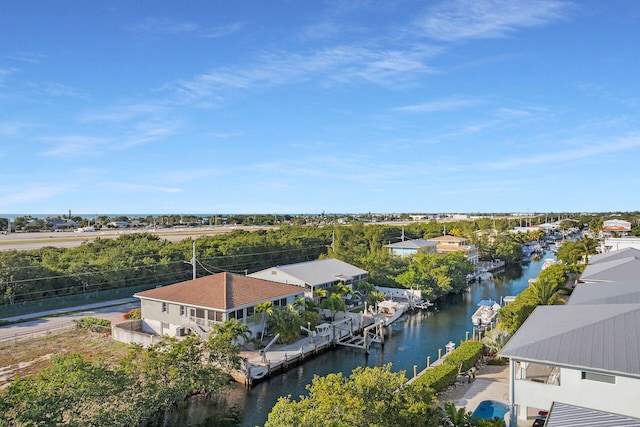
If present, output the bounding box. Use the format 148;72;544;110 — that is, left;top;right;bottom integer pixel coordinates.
499;305;640;376
589;247;640;265
579;257;640;282
272;258;368;286
546;402;640;426
385;239;437;249
569;280;640;305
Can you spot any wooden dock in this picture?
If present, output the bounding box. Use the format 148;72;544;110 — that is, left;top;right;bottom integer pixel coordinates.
233;313;387;386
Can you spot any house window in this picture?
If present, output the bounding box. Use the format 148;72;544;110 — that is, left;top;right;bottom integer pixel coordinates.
582;371;615;384
180;305;186;316
236;309;244;320
229;311;236;319
162;302;168;313
247;306;255;317
280;298;287;306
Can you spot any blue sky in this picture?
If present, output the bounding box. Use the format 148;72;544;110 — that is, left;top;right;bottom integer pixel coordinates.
1;1;639;215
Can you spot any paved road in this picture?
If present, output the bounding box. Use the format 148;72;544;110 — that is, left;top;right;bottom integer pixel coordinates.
0;299;140;343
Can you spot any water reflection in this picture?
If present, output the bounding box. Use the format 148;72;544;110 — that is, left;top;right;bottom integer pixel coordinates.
167;253;549;427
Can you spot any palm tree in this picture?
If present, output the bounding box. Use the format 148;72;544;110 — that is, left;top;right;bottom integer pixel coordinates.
320;293;346;321
482;327;512;356
253;301;274;344
330;282;352;298
577;236;598;265
441;401;472;427
367;290;386;307
529;277;565;305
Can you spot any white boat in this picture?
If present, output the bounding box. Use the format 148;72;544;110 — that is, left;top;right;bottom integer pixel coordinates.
376;300;407;326
471;299;501;326
541;258;556;270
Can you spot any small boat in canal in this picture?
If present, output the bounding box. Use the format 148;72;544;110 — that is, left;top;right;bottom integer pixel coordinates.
471;299;501;327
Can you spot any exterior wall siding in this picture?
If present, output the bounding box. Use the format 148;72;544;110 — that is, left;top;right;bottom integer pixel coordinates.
513;364;640;419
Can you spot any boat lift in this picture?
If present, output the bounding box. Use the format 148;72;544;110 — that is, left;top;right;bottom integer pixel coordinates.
259;333;280;364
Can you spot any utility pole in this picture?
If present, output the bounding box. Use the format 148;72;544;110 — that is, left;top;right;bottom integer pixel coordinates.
192;240;197;280
184;240;197;280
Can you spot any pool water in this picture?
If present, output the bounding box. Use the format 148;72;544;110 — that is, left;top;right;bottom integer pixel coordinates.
471;400;510;420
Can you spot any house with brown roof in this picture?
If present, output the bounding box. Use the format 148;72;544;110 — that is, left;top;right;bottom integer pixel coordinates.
427;235;479;264
133;272;305;338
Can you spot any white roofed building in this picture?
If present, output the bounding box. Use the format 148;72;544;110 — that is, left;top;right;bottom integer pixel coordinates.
385;239;437;258
249;258;368;298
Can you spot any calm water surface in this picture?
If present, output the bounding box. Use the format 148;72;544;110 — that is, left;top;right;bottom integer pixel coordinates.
162;254;550;427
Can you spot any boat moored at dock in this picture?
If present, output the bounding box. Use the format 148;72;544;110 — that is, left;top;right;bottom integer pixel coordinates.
471;299;501;327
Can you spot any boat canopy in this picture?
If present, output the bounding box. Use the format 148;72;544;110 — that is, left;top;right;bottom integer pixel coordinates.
477;299;496;306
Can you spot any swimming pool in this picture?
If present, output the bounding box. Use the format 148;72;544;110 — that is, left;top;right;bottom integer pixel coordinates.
471;400;510;421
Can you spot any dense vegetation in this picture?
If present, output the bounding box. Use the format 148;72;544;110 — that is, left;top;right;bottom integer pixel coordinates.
0;321;249;427
0;219;507;306
266;357;504;427
4;213;630;307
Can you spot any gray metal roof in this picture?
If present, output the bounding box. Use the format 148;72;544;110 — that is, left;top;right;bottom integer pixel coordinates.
499;305;640;376
589;247;640;265
569;280;640;305
385;239;437;249
546;402;640;426
274;258;368;286
579;257;640;282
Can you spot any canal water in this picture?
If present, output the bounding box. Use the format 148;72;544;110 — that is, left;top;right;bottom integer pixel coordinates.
160;253;550;427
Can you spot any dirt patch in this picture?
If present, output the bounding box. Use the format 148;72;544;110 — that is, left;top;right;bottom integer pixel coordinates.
0;329;132;388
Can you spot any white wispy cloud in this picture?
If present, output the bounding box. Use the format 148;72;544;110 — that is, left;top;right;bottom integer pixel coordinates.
395;97;479;113
1;185;72;205
107;182;183;193
28;82;88;99
482;133;640;170
169;44;437;103
417;0;570;42
130;18;244;39
80;103;165;123
0;121;35;136
38;135;112;157
2;52;45;64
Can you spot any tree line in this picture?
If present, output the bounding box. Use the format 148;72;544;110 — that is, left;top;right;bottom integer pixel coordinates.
2;215;623;307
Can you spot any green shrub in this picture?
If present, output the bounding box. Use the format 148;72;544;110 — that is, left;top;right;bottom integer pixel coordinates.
410;363;458;392
76;317;111;332
124;308;141;320
444;340;484;372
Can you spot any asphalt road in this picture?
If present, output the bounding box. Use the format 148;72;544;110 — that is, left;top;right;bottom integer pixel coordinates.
0;300;140;343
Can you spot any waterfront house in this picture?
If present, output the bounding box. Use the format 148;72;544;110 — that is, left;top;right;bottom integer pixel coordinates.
603;236;640;252
133;272;305;339
578;247;640;283
249;258;368;298
427;235;479;264
500;277;640;424
500;303;640;422
384;239;437;258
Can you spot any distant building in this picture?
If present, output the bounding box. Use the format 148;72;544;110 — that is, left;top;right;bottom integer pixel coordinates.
249;258;368;298
385;239;437;258
427;235;479;264
601;219;632;237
